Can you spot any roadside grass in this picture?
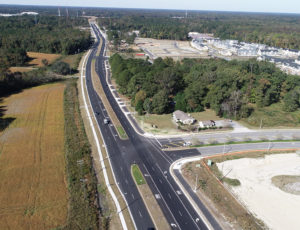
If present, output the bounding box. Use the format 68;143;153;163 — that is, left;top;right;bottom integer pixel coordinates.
241;102;300;128
63;79;99;230
0;83;68;230
131;164;146;185
91;59;128;140
182;152;269;230
61;53;84;70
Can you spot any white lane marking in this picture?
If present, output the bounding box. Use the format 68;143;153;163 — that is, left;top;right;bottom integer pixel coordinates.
132;193;135;199
178;211;183;217
138;210;143;218
142;164;182;230
168;193;172;199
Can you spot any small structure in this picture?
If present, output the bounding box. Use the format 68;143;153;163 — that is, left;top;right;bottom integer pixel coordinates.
173;110;195;125
199;120;216;128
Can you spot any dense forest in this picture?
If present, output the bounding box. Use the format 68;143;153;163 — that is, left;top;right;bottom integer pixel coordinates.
0;15;92;96
98;12;300;50
110;54;300;118
0;15;91;67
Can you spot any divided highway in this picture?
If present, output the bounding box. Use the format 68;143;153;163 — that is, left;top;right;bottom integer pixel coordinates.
85;22;300;230
87;23;216;230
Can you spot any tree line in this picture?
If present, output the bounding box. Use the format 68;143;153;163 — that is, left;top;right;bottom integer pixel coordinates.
99;12;300;50
0;15;92;67
109;54;300;118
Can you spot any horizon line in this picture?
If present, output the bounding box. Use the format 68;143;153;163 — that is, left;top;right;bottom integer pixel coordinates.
0;3;300;15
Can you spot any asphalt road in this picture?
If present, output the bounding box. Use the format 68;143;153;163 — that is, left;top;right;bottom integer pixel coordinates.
88;23;214;230
87;23;300;230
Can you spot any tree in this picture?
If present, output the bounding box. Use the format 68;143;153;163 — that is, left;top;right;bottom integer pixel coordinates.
152;90;169;114
51;61;71;75
143;98;152;113
42;59;49;66
283;89;299;112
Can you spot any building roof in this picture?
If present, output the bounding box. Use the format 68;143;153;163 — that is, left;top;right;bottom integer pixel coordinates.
173;110;194;121
200;120;215;126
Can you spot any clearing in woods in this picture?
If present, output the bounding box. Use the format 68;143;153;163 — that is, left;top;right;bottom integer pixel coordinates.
0;83;68;229
10;52;61;72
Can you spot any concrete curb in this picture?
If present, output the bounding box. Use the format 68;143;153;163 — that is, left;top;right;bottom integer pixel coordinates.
169;156;214;230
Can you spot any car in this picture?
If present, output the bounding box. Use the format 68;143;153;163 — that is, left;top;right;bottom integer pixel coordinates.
103;118;109;124
183;141;192;147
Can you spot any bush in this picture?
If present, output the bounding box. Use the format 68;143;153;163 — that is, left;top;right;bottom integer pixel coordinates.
51;61;71;75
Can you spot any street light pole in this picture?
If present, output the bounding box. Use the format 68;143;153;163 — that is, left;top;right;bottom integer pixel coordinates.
193;174;198;192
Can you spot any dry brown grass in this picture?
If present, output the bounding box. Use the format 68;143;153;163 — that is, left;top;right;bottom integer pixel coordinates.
61;53;81;69
27;52;61;67
0;83;68;230
9;67;35;73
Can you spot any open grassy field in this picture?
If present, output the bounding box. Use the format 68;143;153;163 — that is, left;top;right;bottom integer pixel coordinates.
135;109;221;135
241;102;300;128
61;53;83;70
9;52;61;73
27;52;61;67
0;83;68;229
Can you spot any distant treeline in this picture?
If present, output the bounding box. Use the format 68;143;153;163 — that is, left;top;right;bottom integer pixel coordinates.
110;54;300;118
0;15;92;67
99;12;300;50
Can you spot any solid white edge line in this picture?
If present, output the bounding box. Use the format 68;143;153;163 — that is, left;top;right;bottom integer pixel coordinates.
90;23;138;229
81;27;129;230
169;156;213;230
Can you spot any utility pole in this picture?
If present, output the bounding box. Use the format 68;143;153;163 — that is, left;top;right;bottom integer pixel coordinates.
193;173;198;192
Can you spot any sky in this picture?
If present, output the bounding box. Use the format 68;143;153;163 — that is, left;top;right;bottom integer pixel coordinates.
1;0;300;14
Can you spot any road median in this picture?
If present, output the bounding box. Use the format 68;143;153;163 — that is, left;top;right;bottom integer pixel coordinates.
131;164;170;230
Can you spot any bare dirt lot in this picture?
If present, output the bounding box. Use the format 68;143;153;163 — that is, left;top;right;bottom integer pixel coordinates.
0;83;68;229
217;153;300;230
135;37;208;60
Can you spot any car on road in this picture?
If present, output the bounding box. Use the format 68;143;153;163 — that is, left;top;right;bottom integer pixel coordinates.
103;118;110;124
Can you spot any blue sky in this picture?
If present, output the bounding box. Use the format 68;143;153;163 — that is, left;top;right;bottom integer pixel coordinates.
1;0;300;14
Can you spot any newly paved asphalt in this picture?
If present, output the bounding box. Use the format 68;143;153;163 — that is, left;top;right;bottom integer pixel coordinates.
87;23;300;230
88;23;213;230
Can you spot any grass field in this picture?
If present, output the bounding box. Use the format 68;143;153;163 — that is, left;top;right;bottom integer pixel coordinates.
61;53;83;70
241;102;300;128
135;109;221;135
9;52;61;73
0;83;68;229
131;164;145;185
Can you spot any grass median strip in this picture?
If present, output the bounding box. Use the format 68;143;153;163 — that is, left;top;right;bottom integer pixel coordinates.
132;164;146;185
131;164;170;230
91;59;128;140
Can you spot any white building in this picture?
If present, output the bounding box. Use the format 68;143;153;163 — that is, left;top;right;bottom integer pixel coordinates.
173;110;195;125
